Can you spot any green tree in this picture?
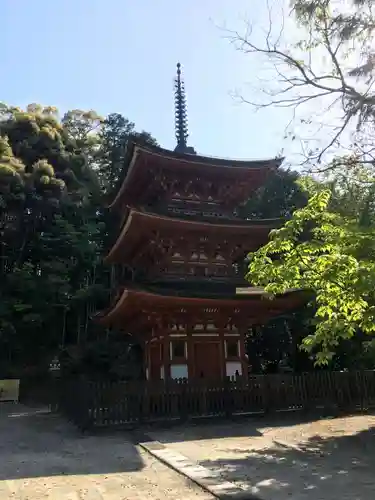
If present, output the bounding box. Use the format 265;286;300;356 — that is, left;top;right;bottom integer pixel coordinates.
97;112;157;194
247;175;375;364
229;0;375;365
0;103;157;376
0;105;104;372
242;168;308;218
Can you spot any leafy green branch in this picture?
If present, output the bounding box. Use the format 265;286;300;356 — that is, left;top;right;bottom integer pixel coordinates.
247;179;375;363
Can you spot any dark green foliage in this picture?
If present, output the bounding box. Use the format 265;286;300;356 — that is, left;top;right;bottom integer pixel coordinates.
242;169;308;219
59;339;144;380
97;113;158;194
0;104;156;376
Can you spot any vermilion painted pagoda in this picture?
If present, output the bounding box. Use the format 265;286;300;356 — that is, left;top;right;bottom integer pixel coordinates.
97;64;304;381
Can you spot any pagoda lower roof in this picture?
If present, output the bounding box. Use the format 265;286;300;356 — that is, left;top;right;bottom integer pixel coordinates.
95;287;308;331
105;209;279;264
109;141;283;212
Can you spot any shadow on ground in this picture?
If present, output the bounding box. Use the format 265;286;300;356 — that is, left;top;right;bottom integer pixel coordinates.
197;421;375;499
150;412;375;499
0;403;144;480
147;410;356;443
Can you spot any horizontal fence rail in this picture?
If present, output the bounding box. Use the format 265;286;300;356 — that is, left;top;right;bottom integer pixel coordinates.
55;371;375;430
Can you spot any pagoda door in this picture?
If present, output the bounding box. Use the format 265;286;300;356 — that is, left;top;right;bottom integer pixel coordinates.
194;342;221;380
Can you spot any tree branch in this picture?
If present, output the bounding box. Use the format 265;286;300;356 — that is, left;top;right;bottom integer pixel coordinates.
226;0;375;168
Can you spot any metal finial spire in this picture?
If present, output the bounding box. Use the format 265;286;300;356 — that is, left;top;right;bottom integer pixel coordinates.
174;62;189;153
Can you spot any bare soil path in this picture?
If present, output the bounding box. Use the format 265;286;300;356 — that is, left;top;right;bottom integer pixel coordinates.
0;403;214;500
149;412;375;500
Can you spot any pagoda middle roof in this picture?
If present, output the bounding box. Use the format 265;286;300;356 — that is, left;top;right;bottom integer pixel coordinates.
109;141;283;212
105;209;280;264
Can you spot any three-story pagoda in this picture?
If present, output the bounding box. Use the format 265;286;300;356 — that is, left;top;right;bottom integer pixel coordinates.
97;64;304;381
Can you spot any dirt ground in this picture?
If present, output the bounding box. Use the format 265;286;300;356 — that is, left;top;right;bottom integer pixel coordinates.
3;403;375;500
149;412;375;500
0;403;214;500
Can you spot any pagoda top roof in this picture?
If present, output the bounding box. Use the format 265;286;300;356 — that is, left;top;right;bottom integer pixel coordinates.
109;141;283;211
125;141;283;170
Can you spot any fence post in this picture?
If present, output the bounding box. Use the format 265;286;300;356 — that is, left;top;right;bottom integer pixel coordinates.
179;379;188;422
224;377;233;418
73;377;93;432
138;382;145;424
357;370;366;411
263;375;271;414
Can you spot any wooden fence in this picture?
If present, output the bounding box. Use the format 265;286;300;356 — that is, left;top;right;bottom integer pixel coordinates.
57;370;375;430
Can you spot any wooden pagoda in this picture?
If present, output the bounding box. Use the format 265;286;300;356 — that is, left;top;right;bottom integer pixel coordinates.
97;64;305;381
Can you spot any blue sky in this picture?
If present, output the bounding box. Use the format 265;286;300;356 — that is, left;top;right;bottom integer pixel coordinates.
2;0;294;160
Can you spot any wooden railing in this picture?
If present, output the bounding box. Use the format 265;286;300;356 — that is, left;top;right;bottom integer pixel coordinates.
57;371;375;430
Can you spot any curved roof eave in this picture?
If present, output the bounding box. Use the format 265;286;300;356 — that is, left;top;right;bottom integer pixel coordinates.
104;209;281;264
131;141;284;169
96;286;307;327
108;140;284;212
